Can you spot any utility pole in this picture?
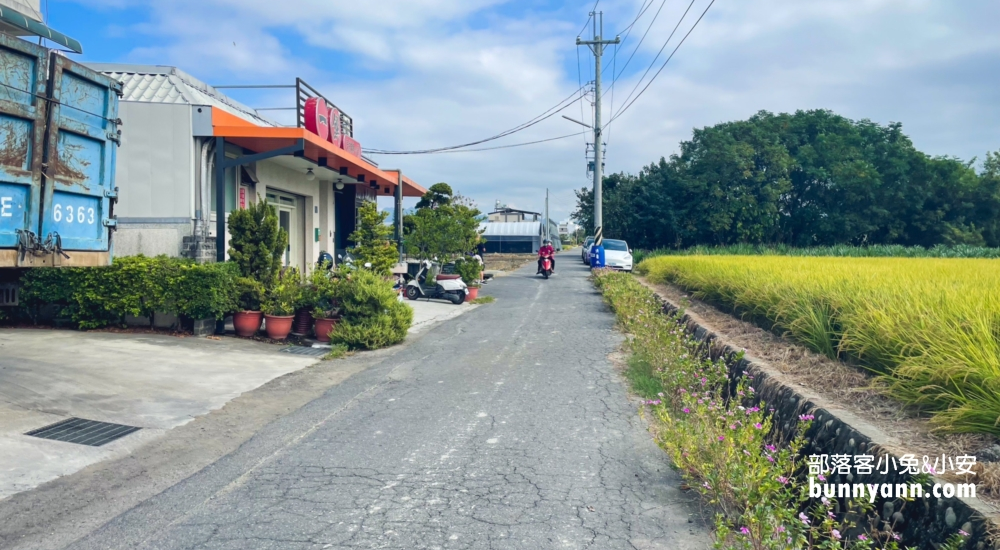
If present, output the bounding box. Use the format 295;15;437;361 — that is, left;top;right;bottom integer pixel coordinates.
544;188;550;242
577;12;619;233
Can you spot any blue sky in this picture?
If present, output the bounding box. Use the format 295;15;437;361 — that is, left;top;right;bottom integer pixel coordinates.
45;0;1000;224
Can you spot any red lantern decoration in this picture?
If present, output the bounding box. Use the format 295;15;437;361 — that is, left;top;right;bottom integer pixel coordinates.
304;97;329;140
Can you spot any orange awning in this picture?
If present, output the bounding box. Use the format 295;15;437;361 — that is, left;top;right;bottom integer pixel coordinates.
211;108;427;198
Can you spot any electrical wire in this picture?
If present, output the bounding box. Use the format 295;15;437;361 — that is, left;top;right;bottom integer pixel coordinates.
417;131;589;154
610;0;697;121
363;86;589;154
605;0;716;127
604;0;668;86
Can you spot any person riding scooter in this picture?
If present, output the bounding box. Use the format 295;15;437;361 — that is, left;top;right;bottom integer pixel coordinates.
537;240;555;274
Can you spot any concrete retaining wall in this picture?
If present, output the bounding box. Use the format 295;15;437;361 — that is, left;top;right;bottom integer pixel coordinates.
648;289;995;550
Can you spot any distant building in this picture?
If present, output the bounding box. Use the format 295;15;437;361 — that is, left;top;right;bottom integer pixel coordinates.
558;220;579;236
488;207;541;223
479;221;562;254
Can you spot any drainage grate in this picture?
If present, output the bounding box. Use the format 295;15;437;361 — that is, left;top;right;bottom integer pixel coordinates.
25;417;141;447
279;346;330;357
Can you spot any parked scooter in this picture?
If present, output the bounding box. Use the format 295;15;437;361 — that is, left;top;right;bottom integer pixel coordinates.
405;260;468;304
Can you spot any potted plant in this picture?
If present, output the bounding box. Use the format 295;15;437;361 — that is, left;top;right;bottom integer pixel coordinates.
307;264;341;342
233;277;265;337
454;257;482;302
262;268;301;340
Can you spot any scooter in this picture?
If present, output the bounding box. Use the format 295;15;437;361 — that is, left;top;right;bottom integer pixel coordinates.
539;255;553;279
405;260;468;305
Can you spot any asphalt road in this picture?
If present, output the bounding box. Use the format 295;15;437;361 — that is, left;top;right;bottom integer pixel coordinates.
62;254;710;550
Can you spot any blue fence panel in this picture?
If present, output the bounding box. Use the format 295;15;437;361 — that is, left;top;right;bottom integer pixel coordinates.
0;34;47;250
38;53;120;252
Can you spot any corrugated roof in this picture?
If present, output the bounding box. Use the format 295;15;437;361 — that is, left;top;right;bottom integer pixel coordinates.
85;63;277;127
479;221;541;237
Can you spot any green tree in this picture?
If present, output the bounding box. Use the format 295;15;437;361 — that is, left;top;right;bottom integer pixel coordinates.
415;183;454;209
348;201;398;276
405;196;482;259
227;196;287;285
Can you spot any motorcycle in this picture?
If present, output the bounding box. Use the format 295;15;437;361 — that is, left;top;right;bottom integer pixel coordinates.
539;255;553;279
405;260;468;305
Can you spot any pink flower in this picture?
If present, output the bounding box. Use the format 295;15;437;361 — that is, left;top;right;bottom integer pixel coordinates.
778;476;788;484
717;436;725;442
858;534;867;541
959;530;970;537
682;408;690;414
739;527;750;535
766;455;775;463
818;474;826;482
798;512;810;525
765;445;776;452
799;414;815;421
777;526;786;533
754;423;763;430
831;529;841;540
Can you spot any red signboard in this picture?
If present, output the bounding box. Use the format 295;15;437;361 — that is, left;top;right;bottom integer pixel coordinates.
303;97;329;141
341;135;362;157
329;106;341;144
238;186;247;209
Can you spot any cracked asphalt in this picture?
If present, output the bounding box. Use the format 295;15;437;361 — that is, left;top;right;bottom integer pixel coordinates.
63;254;710;550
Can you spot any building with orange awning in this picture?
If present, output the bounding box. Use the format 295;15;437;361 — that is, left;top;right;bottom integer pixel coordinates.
84;64;426;272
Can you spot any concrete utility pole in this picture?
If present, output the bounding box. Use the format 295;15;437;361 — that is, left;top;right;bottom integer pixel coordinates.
544;188;549;242
577;12;619;232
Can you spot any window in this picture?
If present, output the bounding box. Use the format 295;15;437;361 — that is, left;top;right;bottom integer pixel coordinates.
211;166;237;213
603;239;628;251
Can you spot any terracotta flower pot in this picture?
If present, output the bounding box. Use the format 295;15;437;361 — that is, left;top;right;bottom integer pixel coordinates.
465;286;480;302
313;316;339;343
233;310;263;338
292;308;314;335
264;314;294;340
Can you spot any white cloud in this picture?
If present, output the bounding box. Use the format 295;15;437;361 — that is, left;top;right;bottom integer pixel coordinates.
72;0;1000;224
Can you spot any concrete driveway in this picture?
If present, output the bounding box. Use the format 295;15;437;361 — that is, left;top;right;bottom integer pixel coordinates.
0;331;318;500
0;298;476;502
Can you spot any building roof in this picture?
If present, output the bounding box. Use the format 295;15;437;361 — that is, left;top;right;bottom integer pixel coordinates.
489;207;541;216
84;63;276;127
479;221;541;237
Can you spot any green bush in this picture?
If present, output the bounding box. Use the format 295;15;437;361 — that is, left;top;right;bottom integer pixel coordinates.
348;201;398;276
329;267;412;350
304;262;341;319
453;257;481;286
20;255;239;329
227;196;287;287
262;268;302;316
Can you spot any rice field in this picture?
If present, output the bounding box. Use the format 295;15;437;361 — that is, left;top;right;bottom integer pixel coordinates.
637;255;1000;435
631;244;1000;265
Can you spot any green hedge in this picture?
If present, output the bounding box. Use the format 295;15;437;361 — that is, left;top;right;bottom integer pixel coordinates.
20;255;239;329
328;268;412;350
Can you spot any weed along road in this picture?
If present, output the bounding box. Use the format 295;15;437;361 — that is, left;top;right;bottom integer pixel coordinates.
16;253;709;550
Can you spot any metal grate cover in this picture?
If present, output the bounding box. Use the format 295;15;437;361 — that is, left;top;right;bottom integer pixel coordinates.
280;346;330;357
25;417;141;447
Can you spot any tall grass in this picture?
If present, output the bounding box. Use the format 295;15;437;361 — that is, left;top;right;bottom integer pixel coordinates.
638;255;1000;435
632;244;1000;265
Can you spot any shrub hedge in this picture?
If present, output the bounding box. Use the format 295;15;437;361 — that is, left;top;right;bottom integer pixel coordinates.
20;255;238;329
328;267;412;350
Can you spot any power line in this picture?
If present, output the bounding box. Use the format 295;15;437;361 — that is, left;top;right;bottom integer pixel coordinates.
364;85;588;154
606;0;717;127
611;0;696;121
368;131;587;155
605;0;669;86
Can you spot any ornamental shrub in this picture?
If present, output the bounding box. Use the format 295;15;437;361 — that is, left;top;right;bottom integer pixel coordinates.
19;255;239;329
227;196;287;286
328;267;412;349
453;257;481;286
262;268;302;316
348;201;398;276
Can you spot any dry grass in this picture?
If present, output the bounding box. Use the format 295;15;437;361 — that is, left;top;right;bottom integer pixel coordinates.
482;253;536;273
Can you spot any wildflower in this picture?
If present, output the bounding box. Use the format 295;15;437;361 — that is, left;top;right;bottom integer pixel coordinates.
743;449;751;456
821;497;829;505
828;511;836;519
729;424;737;430
777;476;789;484
831;529;841;540
766;455;775;463
799;414;814;421
678;388;687;393
718;436;725;442
739;527;750;535
682;407;690;414
858;534;867;541
765;445;776;452
959;530;970;537
748;386;755;393
818;474;826;482
777;526;786;533
798;512;810;526
892;533;901;541
702;481;711;490
754;423;763;430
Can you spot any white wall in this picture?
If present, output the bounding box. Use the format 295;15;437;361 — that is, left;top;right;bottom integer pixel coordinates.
116;102;194;220
253;160;333;274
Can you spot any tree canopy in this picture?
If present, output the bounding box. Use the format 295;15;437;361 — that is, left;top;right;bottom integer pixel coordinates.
573;110;1000;250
